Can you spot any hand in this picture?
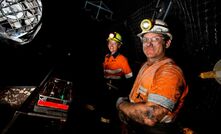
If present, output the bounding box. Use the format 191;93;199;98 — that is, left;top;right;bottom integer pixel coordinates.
160;114;175;123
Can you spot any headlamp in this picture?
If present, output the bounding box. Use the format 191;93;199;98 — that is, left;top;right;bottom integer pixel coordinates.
107;32;123;45
108;33;115;39
140;19;153;32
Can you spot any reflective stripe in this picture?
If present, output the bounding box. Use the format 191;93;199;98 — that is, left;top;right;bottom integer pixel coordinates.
104;68;122;74
125;72;133;78
139;86;147;95
148;93;175;111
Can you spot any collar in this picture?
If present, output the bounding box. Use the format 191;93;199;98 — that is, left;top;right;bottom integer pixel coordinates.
107;51;120;58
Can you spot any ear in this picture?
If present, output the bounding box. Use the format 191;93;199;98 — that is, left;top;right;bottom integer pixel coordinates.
165;39;171;48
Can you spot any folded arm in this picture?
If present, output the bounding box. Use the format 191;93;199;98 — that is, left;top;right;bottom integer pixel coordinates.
117;100;170;126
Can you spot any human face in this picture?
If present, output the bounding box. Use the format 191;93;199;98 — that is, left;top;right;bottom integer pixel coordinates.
141;33;166;60
108;40;120;54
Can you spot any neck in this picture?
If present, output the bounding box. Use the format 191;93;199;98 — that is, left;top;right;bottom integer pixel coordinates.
147;55;166;65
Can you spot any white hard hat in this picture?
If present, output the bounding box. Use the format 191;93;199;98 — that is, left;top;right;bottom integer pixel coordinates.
137;19;172;40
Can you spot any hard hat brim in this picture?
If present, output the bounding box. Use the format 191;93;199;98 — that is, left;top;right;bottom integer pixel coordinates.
137;31;173;40
107;38;123;45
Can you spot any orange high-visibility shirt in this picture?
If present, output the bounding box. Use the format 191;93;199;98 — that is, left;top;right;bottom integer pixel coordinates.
129;58;188;117
103;53;133;79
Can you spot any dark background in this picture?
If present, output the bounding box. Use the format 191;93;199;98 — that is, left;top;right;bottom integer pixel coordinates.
0;0;221;133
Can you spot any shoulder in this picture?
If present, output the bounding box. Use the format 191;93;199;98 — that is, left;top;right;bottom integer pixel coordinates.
117;54;128;60
105;53;110;57
156;60;184;79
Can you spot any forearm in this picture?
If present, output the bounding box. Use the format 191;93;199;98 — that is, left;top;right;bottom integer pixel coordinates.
118;100;169;126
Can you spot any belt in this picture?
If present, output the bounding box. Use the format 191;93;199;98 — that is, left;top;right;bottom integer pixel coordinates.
106;80;119;90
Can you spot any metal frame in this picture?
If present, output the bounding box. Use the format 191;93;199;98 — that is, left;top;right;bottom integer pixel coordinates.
84;0;113;20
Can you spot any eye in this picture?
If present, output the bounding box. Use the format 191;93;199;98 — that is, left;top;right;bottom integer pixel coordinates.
152;37;161;42
141;37;163;43
141;37;148;43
